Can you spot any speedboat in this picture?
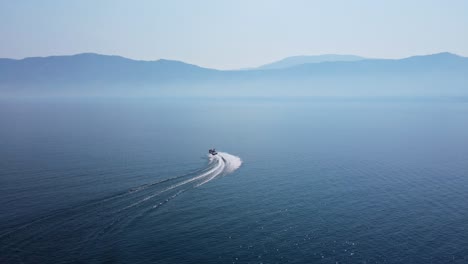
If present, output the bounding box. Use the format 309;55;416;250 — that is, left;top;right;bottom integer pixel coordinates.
209;148;218;155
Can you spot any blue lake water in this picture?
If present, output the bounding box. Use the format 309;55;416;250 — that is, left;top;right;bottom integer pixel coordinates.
1;98;468;263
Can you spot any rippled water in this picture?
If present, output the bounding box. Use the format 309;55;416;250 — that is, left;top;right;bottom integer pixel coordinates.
1;98;467;263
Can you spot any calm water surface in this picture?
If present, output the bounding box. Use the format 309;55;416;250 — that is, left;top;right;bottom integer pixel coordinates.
1;98;467;263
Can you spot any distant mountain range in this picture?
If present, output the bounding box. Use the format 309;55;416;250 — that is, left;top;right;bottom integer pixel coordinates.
0;53;214;84
0;52;467;97
257;54;366;69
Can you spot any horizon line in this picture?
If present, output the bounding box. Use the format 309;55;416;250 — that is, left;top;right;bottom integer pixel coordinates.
0;51;464;71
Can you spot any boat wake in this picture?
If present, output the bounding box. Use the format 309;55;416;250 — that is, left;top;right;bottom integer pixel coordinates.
0;152;242;262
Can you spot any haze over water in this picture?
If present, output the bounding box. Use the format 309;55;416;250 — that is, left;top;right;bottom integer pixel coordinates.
1;97;467;263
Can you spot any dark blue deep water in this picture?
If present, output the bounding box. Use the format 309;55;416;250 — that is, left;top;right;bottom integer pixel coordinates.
1;98;468;263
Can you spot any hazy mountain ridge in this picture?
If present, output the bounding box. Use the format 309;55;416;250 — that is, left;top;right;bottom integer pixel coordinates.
0;53;217;83
0;52;467;97
270;52;468;75
257;54;366;69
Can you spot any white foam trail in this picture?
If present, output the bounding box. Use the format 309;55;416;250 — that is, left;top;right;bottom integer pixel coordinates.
121;152;242;210
195;156;225;186
218;152;243;174
166;157;224;189
196;152;242;186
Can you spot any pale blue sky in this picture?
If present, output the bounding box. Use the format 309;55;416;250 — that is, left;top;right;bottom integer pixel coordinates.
1;0;467;69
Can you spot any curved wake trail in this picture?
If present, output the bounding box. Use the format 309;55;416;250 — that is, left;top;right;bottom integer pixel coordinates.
0;152;242;263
